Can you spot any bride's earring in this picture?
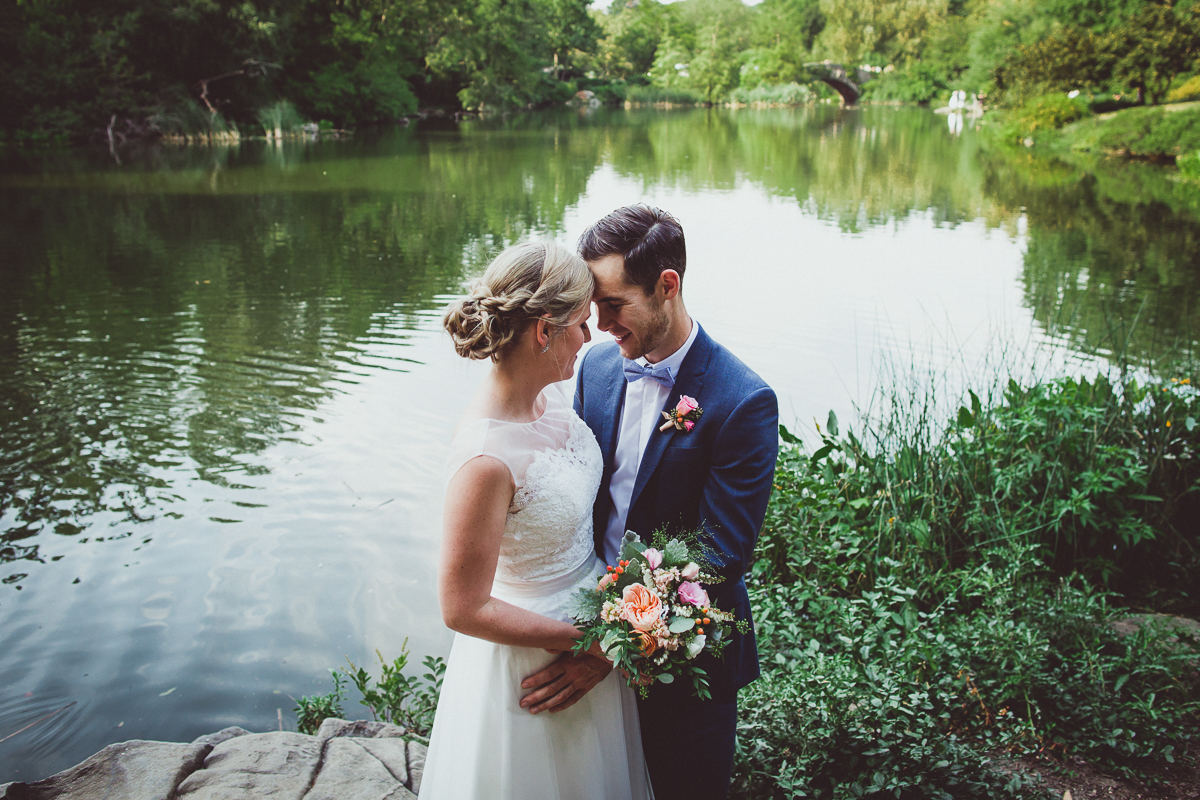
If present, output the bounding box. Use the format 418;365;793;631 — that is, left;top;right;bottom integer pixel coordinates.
540;343;550;354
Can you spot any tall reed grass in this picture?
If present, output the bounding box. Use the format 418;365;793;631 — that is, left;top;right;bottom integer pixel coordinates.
257;100;306;139
152;96;241;144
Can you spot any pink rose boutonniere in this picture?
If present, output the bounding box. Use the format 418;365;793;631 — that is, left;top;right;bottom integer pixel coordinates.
659;394;703;433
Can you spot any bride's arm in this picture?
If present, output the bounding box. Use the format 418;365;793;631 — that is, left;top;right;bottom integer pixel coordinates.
438;455;582;651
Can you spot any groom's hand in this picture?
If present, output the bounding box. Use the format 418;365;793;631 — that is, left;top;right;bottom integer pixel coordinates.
519;651;612;714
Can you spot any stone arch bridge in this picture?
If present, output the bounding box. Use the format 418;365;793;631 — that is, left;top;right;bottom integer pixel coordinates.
803;62;878;105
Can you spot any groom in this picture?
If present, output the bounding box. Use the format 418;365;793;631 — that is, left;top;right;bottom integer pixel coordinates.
520;204;779;799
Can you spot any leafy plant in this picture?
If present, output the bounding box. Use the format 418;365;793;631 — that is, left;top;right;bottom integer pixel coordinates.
294;669;346;736
735;371;1200;797
995;93;1092;144
861;63;949;105
295;641;446;741
343;642;447;741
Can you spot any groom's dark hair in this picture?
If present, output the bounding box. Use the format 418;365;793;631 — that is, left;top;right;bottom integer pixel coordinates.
578;204;686;295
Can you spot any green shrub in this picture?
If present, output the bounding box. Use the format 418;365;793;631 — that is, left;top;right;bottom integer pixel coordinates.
1179;150;1200;179
861;64;949;105
762;374;1200;609
295;670;346;735
1090;105;1200;156
996;93;1092;144
577;77;629;104
735;553;1048;799
625;85;703;105
1166;74;1200;103
729;82;813;106
297;642;446;741
736;525;1200;796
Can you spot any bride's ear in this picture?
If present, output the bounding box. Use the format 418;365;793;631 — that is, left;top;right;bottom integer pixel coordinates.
535;318;551;350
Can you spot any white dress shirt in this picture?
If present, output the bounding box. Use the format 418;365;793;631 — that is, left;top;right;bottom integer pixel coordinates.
602;318;700;564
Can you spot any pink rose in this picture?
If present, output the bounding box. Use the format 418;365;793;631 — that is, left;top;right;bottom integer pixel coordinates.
677;581;709;607
621;584;664;632
680;562;700;580
643;548;663;570
597;573;615;591
675;395;699;416
683;420;695;432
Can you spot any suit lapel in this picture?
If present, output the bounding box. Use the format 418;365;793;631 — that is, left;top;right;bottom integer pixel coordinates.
592;356;626;469
628;326;713;513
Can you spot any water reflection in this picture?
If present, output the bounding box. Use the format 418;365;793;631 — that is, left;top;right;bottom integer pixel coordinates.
978;148;1200;365
0;107;1197;781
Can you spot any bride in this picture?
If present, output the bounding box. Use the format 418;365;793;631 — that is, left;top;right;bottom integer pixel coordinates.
418;241;652;800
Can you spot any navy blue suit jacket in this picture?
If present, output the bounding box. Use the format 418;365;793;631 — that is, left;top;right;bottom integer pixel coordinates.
574;324;778;696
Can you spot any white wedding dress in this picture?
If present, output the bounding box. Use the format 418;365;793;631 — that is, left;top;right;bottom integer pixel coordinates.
418;382;652;800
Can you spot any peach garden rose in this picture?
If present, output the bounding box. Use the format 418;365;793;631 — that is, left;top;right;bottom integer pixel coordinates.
621;583;663;632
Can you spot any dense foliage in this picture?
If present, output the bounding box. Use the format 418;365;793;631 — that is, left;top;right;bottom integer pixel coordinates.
6;0;1200;141
1;0;599;142
733;373;1200;797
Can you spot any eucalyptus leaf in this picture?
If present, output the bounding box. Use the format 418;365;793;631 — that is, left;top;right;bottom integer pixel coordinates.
668;616;696;633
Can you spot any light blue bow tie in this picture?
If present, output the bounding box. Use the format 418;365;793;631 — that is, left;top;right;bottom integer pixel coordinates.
623;360;675;389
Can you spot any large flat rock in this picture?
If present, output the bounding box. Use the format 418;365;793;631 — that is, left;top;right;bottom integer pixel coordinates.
315;718;406;740
175;731;322;800
0;740;209;800
303;738;415;800
2;720;426;800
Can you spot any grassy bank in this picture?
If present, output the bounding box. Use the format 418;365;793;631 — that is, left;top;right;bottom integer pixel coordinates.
993;96;1200;161
298;371;1200;797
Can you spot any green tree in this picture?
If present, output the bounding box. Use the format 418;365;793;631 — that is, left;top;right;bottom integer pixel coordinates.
649;34;695;89
283;0;422;125
1001;24;1109;99
1101;2;1200;104
592;0;673;80
751;0;825;53
816;0;949;66
684;0;753;102
539;0;602;80
961;0;1056;96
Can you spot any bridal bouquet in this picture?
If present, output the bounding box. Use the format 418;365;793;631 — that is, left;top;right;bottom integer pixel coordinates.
566;531;746;700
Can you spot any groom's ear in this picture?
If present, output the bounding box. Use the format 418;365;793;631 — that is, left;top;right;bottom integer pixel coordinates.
657;269;682;300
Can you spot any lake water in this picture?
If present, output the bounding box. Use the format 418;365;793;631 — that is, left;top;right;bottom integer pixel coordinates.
2;106;1198;780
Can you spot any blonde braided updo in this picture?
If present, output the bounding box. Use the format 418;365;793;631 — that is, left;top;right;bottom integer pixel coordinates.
443;241;594;361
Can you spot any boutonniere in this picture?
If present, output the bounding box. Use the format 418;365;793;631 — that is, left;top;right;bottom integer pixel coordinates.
660;395;703;433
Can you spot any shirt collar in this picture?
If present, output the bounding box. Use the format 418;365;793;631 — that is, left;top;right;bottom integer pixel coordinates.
638;318;698;379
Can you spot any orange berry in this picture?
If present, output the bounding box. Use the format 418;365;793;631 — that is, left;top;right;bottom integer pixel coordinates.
696;628;704;635
615;568;623;575
703;618;711;625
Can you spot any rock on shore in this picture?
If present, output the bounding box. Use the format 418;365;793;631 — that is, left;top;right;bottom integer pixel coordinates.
0;718;426;800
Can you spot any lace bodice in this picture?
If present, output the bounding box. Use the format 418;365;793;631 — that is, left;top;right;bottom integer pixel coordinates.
445;382;602;583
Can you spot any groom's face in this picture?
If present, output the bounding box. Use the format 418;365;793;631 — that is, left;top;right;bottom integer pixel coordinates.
589;253;670;362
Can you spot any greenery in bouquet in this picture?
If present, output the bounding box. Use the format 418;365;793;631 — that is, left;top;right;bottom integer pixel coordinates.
566;530;748;700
